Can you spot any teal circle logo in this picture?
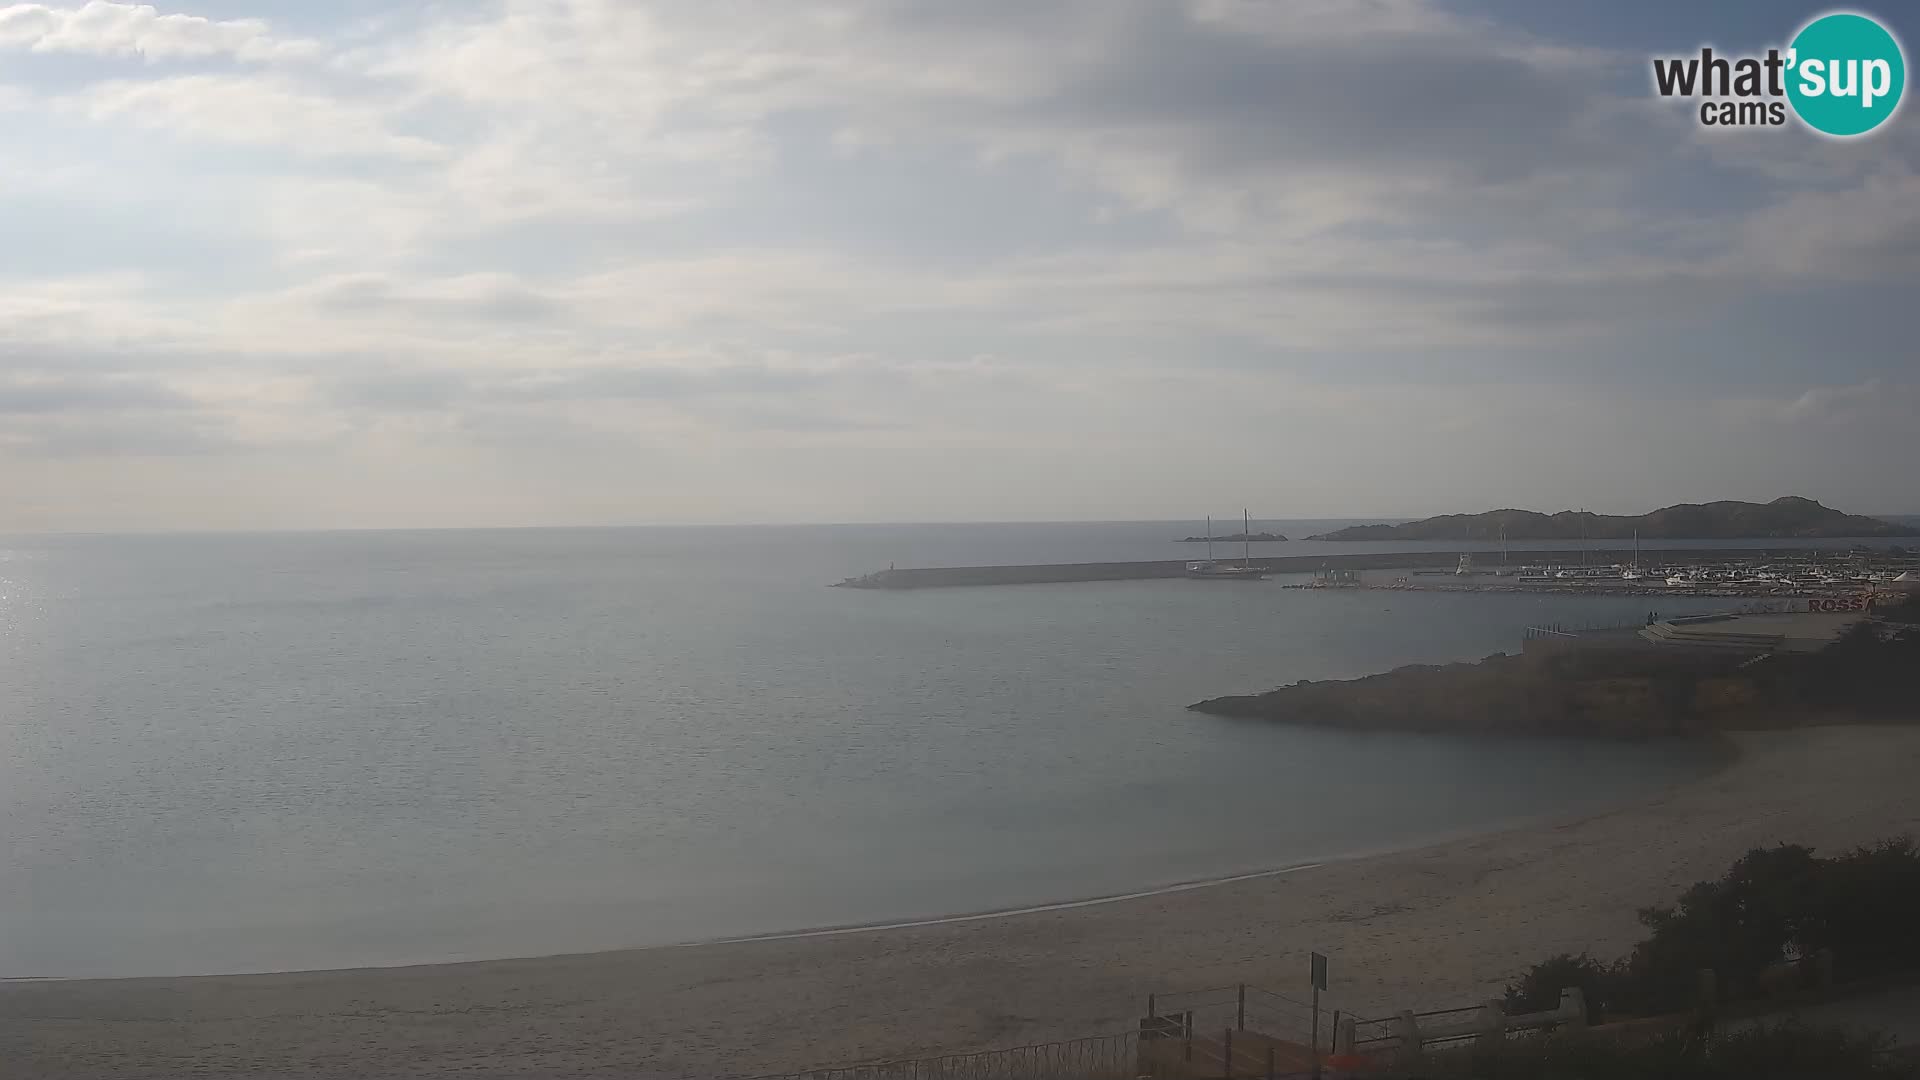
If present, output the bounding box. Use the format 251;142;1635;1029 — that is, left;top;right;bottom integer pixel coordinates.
1787;12;1905;137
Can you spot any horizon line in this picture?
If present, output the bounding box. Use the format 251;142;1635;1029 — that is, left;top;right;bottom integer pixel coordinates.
4;508;1917;540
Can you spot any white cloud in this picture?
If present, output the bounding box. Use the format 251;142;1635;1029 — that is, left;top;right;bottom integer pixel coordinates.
0;1;317;61
68;74;445;159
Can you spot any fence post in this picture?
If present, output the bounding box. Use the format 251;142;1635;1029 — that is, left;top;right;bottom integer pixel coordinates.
1310;984;1321;1080
1266;1043;1276;1080
1394;1010;1423;1072
1695;969;1718;1031
1558;987;1587;1031
1476;999;1507;1048
1237;983;1246;1031
1147;993;1155;1019
1223;1027;1234;1079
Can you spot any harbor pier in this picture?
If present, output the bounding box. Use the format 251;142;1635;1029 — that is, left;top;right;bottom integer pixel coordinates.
832;547;1908;590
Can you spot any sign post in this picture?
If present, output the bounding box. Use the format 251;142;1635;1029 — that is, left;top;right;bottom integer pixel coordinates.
1310;952;1329;1080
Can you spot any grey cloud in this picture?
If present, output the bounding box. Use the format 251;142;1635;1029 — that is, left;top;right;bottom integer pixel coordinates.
8;414;234;457
495;364;836;402
863;0;1082;37
0;373;244;458
846;1;1636;185
1049;26;1587;175
327;369;473;411
312;275;565;323
316;362;843;415
313;361;946;445
722;406;908;434
0;339;215;377
0;376;193;414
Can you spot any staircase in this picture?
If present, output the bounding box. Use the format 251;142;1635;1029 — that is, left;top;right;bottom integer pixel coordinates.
1137;984;1325;1078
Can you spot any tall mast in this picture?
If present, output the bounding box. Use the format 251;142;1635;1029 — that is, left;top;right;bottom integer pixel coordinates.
1243;509;1252;568
1206;516;1214;562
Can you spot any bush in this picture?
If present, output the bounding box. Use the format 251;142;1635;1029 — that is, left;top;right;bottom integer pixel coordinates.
1803;837;1920;982
1417;1022;1910;1080
1621;844;1823;1013
1506;835;1920;1020
1504;953;1617;1023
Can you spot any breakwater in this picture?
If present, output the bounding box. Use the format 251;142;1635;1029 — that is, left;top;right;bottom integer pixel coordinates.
832;547;1848;589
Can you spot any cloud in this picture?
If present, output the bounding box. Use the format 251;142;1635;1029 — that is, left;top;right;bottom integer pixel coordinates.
0;374;190;413
1;0;1917;525
69;74;446;160
0;1;317;62
305;273;563;323
1712;380;1902;425
0;372;232;458
4;413;233;456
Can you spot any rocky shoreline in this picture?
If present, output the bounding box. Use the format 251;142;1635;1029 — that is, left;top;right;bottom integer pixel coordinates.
1189;619;1916;738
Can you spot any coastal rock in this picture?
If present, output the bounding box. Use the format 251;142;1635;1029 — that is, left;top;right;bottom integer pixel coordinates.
1188;624;1917;738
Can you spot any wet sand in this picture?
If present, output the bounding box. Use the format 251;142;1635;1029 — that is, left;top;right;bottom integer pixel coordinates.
6;725;1919;1079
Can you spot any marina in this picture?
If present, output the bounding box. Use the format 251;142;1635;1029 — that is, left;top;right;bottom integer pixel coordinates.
834;547;1920;596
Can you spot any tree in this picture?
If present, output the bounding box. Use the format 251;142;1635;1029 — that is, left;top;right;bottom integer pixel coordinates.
1503;952;1615;1023
1621;845;1822;1012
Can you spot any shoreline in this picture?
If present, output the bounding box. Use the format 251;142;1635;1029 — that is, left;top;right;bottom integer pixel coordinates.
5;726;1916;1079
679;731;1740;951
4;735;1739;985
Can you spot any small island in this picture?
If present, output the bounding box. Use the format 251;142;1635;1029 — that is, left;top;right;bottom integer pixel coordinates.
1308;496;1916;542
1178;531;1287;543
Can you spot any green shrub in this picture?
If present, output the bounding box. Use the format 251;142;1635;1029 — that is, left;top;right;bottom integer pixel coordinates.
1803;837;1920;981
1417;1022;1910;1080
1621;844;1823;1013
1504;953;1617;1023
1506;835;1920;1020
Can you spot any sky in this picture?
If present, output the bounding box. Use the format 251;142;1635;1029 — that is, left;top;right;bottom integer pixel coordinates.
1;0;1916;531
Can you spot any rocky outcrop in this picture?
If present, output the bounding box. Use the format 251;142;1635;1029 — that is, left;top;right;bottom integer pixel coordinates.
1189;649;1755;738
1190;621;1919;738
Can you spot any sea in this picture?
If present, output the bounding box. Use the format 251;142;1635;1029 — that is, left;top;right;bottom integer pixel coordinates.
0;520;1904;979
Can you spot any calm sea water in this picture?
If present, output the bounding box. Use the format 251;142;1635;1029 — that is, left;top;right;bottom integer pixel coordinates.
0;521;1884;979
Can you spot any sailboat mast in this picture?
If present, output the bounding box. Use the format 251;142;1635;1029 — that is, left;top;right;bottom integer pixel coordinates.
1206;516;1214;562
1243;509;1251;568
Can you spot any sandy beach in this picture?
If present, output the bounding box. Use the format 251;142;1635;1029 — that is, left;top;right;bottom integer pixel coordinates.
6;724;1919;1079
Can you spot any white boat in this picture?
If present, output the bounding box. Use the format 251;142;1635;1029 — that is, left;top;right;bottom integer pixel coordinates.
1666;573;1699;587
1187;561;1268;579
1188;511;1268;580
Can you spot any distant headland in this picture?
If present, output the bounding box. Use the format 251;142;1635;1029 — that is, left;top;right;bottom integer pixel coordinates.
1307;497;1917;542
1189;616;1919;739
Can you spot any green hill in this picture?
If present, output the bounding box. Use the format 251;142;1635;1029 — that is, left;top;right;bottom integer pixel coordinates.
1309;497;1915;541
